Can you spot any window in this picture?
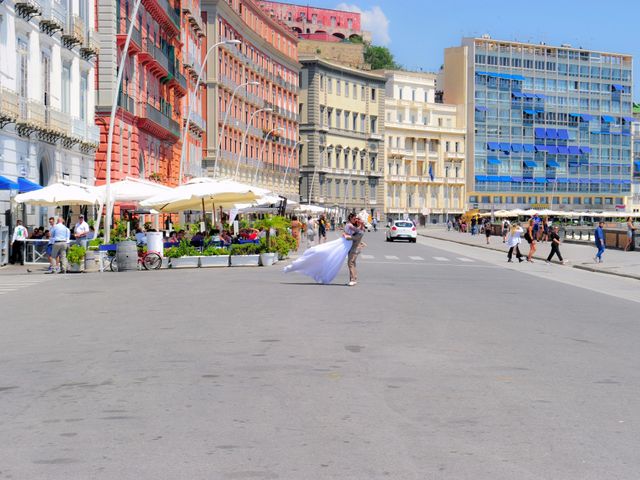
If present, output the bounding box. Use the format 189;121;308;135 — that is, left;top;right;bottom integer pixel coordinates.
80;73;88;121
344;81;349;98
327;78;333;93
371;88;376;101
370;116;377;133
62;64;71;114
336;80;341;95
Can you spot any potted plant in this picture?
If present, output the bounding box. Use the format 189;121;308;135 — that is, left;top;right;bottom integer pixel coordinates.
229;243;260;266
253;215;289;265
164;240;200;268
67;245;86;273
199;245;230;267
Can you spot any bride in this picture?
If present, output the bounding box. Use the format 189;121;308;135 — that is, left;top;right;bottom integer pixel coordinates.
283;234;352;284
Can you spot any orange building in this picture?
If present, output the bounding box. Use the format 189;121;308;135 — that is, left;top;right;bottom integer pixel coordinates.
201;0;300;198
95;0;203;187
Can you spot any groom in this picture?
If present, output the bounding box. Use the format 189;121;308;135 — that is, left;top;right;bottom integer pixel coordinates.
343;213;365;286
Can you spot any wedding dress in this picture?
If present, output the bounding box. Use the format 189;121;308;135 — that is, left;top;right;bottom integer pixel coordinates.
283;237;352;284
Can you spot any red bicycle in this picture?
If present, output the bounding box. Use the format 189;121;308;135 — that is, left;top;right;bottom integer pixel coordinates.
109;249;162;271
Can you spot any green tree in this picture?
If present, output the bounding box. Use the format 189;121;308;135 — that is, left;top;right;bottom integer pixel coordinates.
364;44;400;70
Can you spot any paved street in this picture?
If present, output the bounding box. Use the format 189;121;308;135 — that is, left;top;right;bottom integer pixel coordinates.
1;232;639;479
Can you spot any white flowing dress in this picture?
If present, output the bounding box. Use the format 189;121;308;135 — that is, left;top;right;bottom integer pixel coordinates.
283;237;352;284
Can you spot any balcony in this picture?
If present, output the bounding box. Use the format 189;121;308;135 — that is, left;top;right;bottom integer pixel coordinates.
40;1;66;35
117;91;136;114
14;0;41;20
136;102;180;141
0;88;20;128
117;19;142;53
61;15;84;49
182;0;204;35
167;63;187;96
368;132;383;141
45;107;71;137
139;38;169;78
16;99;45;137
187;111;206;135
80;29;100;60
71;118;100;145
141;0;179;35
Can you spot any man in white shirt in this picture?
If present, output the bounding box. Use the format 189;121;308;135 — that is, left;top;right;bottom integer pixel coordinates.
11;220;28;265
50;217;70;273
74;214;90;248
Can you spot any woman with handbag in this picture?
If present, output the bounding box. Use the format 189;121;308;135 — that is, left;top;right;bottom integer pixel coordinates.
525;219;537;262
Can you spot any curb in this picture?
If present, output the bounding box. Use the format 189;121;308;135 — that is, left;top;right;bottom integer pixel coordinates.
418;232;640;281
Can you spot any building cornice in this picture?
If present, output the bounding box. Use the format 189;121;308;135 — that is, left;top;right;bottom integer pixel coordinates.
300;55;385;82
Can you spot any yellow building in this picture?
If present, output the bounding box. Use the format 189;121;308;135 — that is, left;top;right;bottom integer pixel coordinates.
298;55;385;218
383;71;466;223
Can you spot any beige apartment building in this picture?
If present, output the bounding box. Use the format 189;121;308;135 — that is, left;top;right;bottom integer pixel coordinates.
298;55;385;218
383;71;466;224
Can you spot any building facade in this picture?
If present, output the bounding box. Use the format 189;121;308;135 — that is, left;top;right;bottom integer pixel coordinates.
444;37;634;212
95;0;190;188
201;0;300;199
0;0;99;226
630;103;640;212
384;70;466;224
257;1;368;43
298;56;385;217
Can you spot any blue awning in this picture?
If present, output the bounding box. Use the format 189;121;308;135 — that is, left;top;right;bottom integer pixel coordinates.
557;146;570;155
512;92;523;98
623;116;635;122
475;106;488;112
557;129;569;140
546;146;559;154
579;179;590;184
511;144;523;152
546;128;558;139
523;93;535;99
579;146;592;154
487;175;501;182
524;160;538;168
590;179;601;184
602;115;615;123
535;128;546;138
523;178;535;182
534;94;546;99
511;177;524;182
475;71;489;76
522;144;535;153
634;161;640;169
612;179;623;184
600;131;611;135
612;84;623;91
487;157;501;165
475;175;488;182
568;146;581;155
0;175;19;190
511;75;525;81
623;179;632;184
569;162;580;167
569;112;581;118
534;178;547;183
499;143;511;151
535;145;547;152
17;177;42;193
499;176;512;182
524;109;537;115
487;142;500;150
622;132;631;136
556;178;569;183
582;114;594;121
601;179;612;184
547;160;561;167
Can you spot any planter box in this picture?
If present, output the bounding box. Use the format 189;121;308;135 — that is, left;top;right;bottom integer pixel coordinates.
199;255;229;267
230;254;260;267
170;256;200;268
68;262;84;273
260;252;277;266
161;257;170;269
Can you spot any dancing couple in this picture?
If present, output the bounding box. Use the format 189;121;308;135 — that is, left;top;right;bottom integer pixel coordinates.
284;213;366;286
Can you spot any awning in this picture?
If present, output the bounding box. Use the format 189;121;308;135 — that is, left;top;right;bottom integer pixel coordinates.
0;175;19;190
511;92;523;98
534;145;547;152
622;116;635;122
487;157;501;165
523;178;535;182
524;109;537;115
487;175;501;182
557;129;569;140
524;160;538;168
487;142;500;150
582;114;594;121
569;112;581;118
546;128;558;139
499;143;511;151
475;106;488;112
623;179;632;184
535;128;546;138
634;161;640;169
534;178;547;183
612;179;623;184
580;179;590;184
522;144;535;153
18;177;42;193
475;175;488;182
556;178;569;183
511;75;525;81
511;177;524;182
602;115;615;123
534;94;546;99
568;146;581;155
511;144;523;152
569;162;580;167
557;146;570;155
546;146;559;154
523;93;535;99
499;176;512;182
612;84;623;91
579;146;592;154
590;179;601;184
547;160;561;167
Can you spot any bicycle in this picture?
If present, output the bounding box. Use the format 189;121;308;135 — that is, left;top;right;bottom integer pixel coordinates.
109;248;163;272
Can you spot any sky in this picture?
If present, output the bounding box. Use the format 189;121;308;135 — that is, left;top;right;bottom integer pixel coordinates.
300;0;640;99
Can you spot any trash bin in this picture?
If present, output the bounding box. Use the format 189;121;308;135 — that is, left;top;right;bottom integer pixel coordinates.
116;240;138;271
146;231;164;257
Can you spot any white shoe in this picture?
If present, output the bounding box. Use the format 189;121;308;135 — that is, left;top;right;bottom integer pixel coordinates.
347;281;357;286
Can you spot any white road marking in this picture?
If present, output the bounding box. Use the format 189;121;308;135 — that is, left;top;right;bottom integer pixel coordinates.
409;256;424;261
457;257;475;263
361;255;375;260
385;255;399;260
433;256;450;262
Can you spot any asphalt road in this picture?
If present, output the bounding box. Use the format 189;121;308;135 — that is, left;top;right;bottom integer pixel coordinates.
1;231;639;479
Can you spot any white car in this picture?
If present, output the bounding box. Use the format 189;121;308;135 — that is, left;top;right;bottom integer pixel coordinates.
386;220;417;242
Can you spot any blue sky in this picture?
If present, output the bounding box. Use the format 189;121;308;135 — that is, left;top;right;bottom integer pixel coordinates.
301;0;640;99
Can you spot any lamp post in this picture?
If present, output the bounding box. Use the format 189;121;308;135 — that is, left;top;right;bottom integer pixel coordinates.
178;39;241;185
281;140;304;196
214;80;260;179
103;0;142;245
254;127;284;184
234;107;272;179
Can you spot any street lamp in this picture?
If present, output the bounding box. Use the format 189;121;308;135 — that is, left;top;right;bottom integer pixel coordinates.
103;0;142;244
254;127;284;185
234;107;272;179
281;140;304;196
214;80;260;179
178;38;241;185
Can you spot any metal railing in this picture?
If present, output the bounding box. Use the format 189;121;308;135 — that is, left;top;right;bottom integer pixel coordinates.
118;91;136;113
41;1;66;28
47;107;71;136
143;104;180;137
155;0;180;28
0;87;20;119
143;38;169;72
18;99;46;127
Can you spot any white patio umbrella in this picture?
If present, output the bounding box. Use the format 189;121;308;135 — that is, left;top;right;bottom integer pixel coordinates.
295;204;327;214
95;177;172;203
14;182;99;206
140;177;267;213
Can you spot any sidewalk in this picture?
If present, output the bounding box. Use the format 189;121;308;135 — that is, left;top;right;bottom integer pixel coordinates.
419;228;640;281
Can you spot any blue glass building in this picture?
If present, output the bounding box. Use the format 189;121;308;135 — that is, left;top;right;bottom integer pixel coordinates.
444;37;633;211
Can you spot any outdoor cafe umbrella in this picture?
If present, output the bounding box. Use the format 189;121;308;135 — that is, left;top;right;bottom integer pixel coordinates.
95;177;173;203
14;182;99;206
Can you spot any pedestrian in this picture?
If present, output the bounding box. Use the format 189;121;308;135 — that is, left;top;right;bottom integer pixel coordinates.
525;219;537;262
74;214;90;248
290;215;302;250
594;221;606;263
546;226;565;264
541;217;550;242
501;219;510;243
506;223;524;263
10;220;29;265
45;217;55;271
624;217;636;251
330;216;335;231
446;219;452;231
49;217;70;274
484;218;492;245
317;214;328;244
372;217;378;232
305;215;316;248
470;217;477;235
343;212;365;286
532;213;542;241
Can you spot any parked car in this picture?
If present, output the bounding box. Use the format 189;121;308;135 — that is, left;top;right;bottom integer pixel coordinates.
386;220;417;242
